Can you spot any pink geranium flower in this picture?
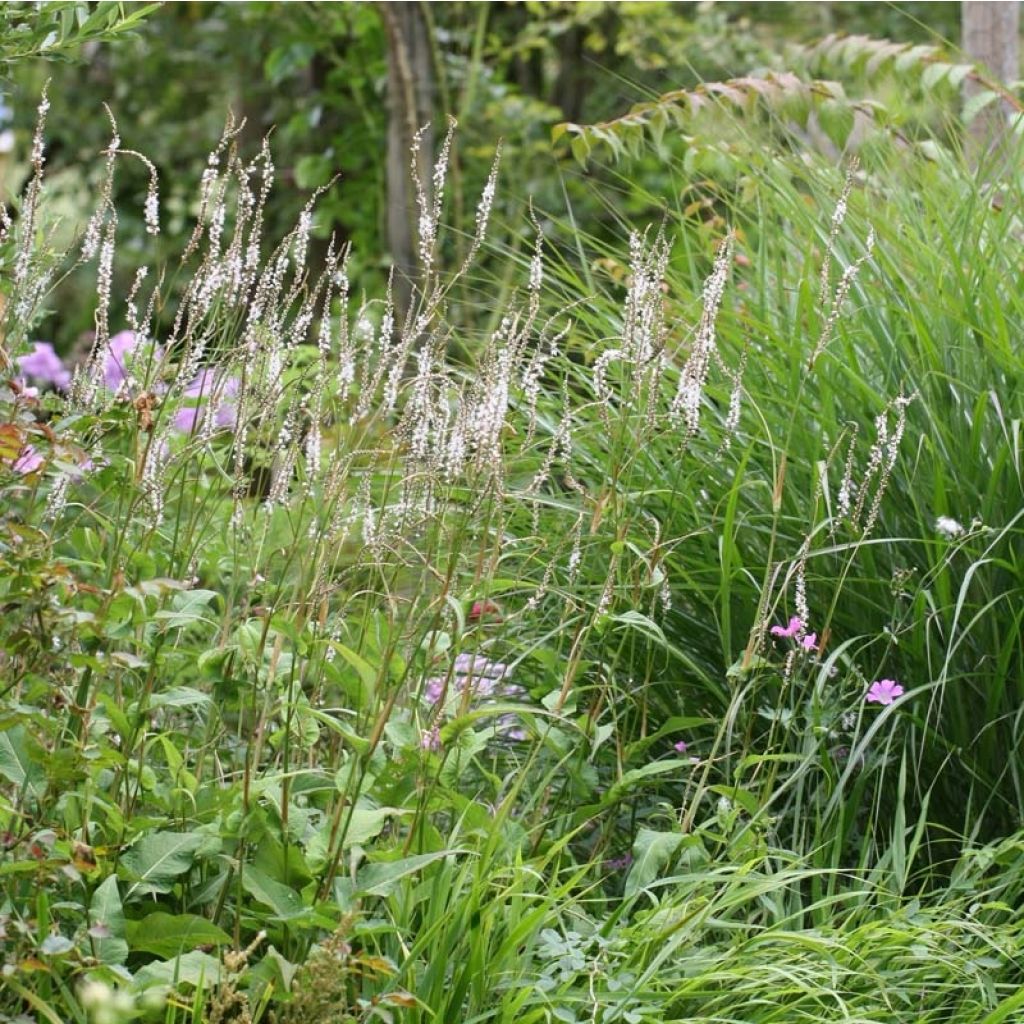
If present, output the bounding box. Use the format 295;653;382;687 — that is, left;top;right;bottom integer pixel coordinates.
866;679;904;705
12;445;44;474
770;616;804;639
673;740;688;753
801;633;818;651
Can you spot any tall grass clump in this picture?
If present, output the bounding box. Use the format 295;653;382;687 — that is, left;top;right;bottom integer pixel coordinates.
1;89;1023;1024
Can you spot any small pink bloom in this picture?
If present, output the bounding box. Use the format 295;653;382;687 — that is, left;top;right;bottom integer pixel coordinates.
469;600;502;622
419;725;442;752
673;740;688;753
12;445;43;474
801;633;818;651
770;616;803;639
866;679;904;705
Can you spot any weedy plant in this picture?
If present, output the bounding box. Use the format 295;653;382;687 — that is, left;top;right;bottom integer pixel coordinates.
1;76;1023;1024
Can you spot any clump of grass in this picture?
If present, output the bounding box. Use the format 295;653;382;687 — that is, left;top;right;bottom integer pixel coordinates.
1;86;1023;1024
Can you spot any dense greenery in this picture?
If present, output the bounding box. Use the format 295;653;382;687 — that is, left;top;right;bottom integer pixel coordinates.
1;4;1023;1024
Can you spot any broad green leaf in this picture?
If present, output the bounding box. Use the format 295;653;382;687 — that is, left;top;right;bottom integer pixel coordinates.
149;687;212;709
0;725;47;800
125;912;231;958
356;850;467;897
241;866;306;920
133;951;221;989
328;641;377;704
605;760;690;805
342;806;407;848
119;831;206;898
624;829;683;899
816;98;854;150
89;875;128;965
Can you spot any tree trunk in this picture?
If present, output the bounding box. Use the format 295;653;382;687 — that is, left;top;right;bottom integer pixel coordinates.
381;2;434;323
962;1;1020;165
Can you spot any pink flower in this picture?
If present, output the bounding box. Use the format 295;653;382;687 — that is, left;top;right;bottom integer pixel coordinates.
12;445;44;474
673;740;688;753
801;633;818;651
866;679;904;705
469;600;502;622
770;616;804;639
17;342;71;390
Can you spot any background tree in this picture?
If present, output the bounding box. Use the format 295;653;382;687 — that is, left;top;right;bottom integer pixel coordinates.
961;0;1021;162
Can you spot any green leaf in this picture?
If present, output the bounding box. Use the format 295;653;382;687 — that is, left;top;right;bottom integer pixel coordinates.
570;133;591;167
133;951;221;989
125;912;231;958
0;726;46;801
816;98;855;150
963;89;1000;124
611;610;666;644
605;760;690;805
328;641;377;704
356;850;467;897
241;866;306;921
342;806;407;848
119;831;206;898
624;829;683;898
153;590;219;630
921;61;953;91
89;875;128;965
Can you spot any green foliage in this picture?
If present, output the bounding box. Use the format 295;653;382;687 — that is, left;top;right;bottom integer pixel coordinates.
3;5;1024;1024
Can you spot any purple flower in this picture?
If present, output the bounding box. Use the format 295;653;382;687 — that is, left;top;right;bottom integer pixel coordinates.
866;679;904;706
173;370;240;433
453;652;509;680
801;633;818;651
12;445;43;474
419;725;442;752
770;616;804;639
423;677;446;704
17;342;71;390
103;331;142;391
673;740;688;753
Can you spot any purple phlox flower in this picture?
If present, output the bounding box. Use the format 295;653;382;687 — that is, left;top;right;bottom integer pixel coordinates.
423;677;446;705
11;445;44;474
865;679;904;706
17;342;71;390
673;740;688;753
453;652;509;680
103;331;142;391
173;369;240;433
452;652;510;699
770;616;804;639
801;633;818;651
419;724;442;752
